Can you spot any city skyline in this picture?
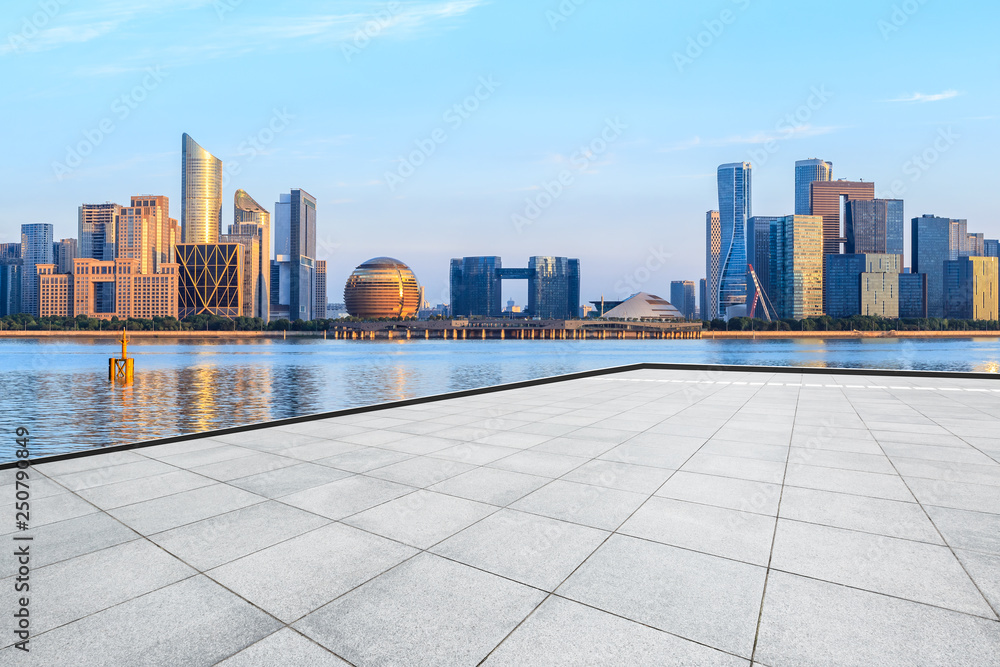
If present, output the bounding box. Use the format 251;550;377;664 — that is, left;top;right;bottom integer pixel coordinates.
2;0;998;304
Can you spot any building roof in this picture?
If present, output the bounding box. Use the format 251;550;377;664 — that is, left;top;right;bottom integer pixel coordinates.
600;292;683;320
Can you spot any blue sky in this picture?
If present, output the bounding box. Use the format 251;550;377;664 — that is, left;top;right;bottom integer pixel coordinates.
1;0;997;306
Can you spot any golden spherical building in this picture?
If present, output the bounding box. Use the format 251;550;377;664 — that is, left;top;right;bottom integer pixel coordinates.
343;257;421;319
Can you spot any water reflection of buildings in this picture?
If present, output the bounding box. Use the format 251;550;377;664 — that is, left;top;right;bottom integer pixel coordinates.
340;359;417;407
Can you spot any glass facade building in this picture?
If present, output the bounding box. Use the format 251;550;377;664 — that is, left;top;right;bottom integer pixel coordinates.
181;133;223;244
985;239;999;258
898;272;927;318
911;215;960;318
794;158;833;216
232;189;271;320
176;243;243;319
0;262;22;317
272;189;317;321
845;199;904;257
716;163;751;318
747;215;779;302
809;180;875;257
450;256;579;319
344;257;420;319
54;238;78;274
944;257;999;320
528;256;580;319
20;223;54;317
450;256;502;317
670;281;697;320
704;210;721;320
773;215;823;320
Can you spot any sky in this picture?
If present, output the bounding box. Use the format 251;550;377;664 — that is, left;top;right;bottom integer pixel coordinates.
1;0;998;307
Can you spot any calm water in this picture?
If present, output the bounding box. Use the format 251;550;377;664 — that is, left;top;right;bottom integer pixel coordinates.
2;336;999;462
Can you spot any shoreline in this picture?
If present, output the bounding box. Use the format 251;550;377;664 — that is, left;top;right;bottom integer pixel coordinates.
0;329;999;339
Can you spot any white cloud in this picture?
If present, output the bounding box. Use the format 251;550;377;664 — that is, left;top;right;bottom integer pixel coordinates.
662;125;840;152
886;90;961;103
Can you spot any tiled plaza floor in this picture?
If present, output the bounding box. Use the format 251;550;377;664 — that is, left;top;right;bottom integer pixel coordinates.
3;367;1000;665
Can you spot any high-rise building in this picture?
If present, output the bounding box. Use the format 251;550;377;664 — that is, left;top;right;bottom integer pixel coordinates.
773;215;823;320
315;259;327;320
128;195;179;271
845;199;904;258
704;210;721;320
747;215;779;301
826;254;900;318
176;244;243;319
70;258;179;320
450;256;502;317
699;278;707;321
944;256;999;320
985;239;999;258
911;214;966;318
898;272;927;318
232;189;271;320
220;233;260;318
272;189;317;321
20;223;54;317
53;238;78;274
528;256;580;319
670;281;696;319
181;133;223;244
716;163;751;319
964;233;985;258
794;158;833;216
79;202;119;314
809;180;875;257
0;243;20;261
37;264;72;317
0;260;23;317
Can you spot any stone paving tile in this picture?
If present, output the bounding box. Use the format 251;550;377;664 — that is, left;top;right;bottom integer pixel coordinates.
48;458;176;491
295;553;546;667
0;575;282;665
770;519;995;618
785;447;895;474
656;471;782;516
561;459;674;493
558;534;767;659
156;444;257;468
108;483;264;535
481;596;749;666
755;571;1000;667
189;452;300;482
891;457;1000;486
208;523;417;622
907;477;1000;514
924;505;1000;555
954;549;1000;615
278;474;415;520
216;629;350;666
74;469;216;509
489;450;589;478
428;442;523;465
0;512;138;578
598;440;698;470
510;479;647;531
366;455;476;487
783;463;914;502
428;466;549;506
431;508;609;591
531;436;622;458
619;496;776;566
314;446;412;473
680;452;786;484
344;489;496;549
275;440;362;462
227;462;352;498
31;450;149;476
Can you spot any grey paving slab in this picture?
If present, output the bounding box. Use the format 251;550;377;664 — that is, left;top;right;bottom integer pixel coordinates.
770;519;995;618
891;456;1000;486
216;629;350;666
755;570;1000;667
157;443;257;468
954;549;1000;615
74;469;216;509
366;455;476;487
0;512;138;578
481;595;749;666
0;539;194;639
681;451;786;483
227;461;352;498
925;505;1000;554
908;477;1000;514
428;442;523;464
428;467;550;506
784;462;915;501
620;496;776;566
31;449;148;476
510;479;647;531
778;486;943;543
295;553;546;667
343;489;496;549
189;451;300;482
561;459;674;493
656;471;782;516
208;522;417;622
150;500;330;571
3;490;98;531
48;458;176;491
558;534;767;659
431;508;609;590
314;446;412;472
107;482;264;535
1;575;281;666
785;446;895;474
598;440;696;469
489;450;589;478
278;474;414;519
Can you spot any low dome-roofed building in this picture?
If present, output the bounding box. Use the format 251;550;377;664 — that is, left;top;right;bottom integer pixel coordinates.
600;292;684;320
344;257;420;319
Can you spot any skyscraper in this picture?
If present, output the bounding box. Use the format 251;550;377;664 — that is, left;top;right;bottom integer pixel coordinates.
704;210;721;320
985;239;1000;258
716;162;751;319
699;278;707;321
528;256;580;319
912;214;963;318
232;189;271;320
20;223;54;317
845;199;904;257
128;195;179;271
176;243;243;319
272;189;317;321
450;256;502;317
747;215;779;301
181;133;223;244
79;202;119;313
773;215;823;320
826;254;900;318
944;257;999;320
899;273;927;318
809;180;875;257
794;158;833;216
315;259;327;320
0;248;22;317
670;281;696;319
964;233;985;258
53;238;78;274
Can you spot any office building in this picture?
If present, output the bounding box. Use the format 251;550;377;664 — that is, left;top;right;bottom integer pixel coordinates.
0;261;22;317
272;189;317;321
528;256;580;319
232;189;271;320
181;133;223;244
845;199;904;257
944;256;999;320
826;254;899;318
716;163;751;318
344;257;420;319
747;215;779;300
20;223;54;317
176;243;243;319
37;264;73;317
670;281;697;319
704;210;721;320
773;215;823;320
699;278;707;321
53;238;78;274
315;260;327;320
898;272;927;318
0;243;20;261
65;258;179;320
220;232;260;318
450;256;502;317
964;233;985;258
809;180;875;257
794;158;833;216
911;214;964;318
79;203;119;314
985;239;999;258
128;195;180;271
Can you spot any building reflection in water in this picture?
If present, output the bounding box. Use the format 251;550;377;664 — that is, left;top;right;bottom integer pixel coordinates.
338;361;418;407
